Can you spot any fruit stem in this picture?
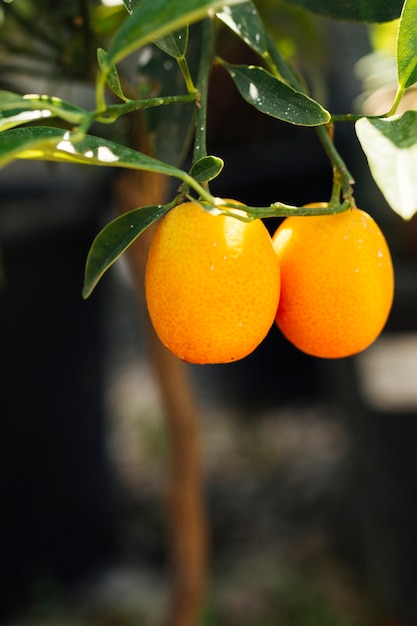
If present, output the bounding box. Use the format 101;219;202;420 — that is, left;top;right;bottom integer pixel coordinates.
316;123;355;205
206;199;351;220
330;180;343;206
182;174;216;204
331;112;385;123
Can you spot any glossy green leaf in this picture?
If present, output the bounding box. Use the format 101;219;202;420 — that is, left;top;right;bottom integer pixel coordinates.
0;127;67;168
356;112;417;220
190;155;223;182
83;203;171;298
397;0;417;89
97;48;128;101
217;3;306;92
223;63;330;125
217;2;268;57
0;109;53;132
281;0;404;23
108;0;243;65
216;2;308;92
153;26;189;59
123;0;139;13
0;91;85;129
0;126;192;181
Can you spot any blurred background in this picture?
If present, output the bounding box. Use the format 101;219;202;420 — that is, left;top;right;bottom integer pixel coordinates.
1;2;417;625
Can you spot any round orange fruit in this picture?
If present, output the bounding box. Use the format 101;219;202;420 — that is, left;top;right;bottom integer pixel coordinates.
272;207;394;358
145;200;280;364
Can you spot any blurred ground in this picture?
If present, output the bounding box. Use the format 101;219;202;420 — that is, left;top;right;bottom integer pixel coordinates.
5;375;365;625
6;263;417;626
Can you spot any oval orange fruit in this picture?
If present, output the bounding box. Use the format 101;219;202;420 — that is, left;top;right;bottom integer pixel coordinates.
272;207;394;358
145;200;281;364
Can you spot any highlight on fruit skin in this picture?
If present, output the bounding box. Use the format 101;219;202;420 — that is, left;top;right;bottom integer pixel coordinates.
145;200;281;364
272;205;395;359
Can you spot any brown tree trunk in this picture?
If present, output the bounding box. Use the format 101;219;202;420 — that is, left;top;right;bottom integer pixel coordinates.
114;157;208;626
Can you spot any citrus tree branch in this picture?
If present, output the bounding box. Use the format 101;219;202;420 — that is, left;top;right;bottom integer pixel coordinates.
97;93;197;123
193;17;216;165
315;124;355;204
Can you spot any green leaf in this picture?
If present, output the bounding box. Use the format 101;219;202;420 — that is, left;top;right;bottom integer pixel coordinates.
397;0;417;89
0;127;68;168
83;203;171;298
0;109;54;132
216;2;269;57
368;111;417;147
108;0;243;65
97;48;128;101
153;26;189;59
216;3;306;91
222;63;330;125
281;0;404;23
355;111;417;220
0;126;192;181
0;90;85;129
190;155;223;182
123;0;139;13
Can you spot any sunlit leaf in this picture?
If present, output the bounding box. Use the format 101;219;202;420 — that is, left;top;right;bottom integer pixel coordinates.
0;126;191;181
0;91;85;128
217;2;268;57
153;26;189;59
223;63;330;125
0;127;68;168
97;48;128;101
0;109;53;132
108;0;243;65
190;155;223;182
356;111;417;220
91;2;126;36
83;203;171;298
397;0;417;89
281;0;404;23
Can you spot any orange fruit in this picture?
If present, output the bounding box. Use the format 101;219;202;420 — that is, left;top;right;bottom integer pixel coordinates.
272;206;394;358
145;200;280;364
